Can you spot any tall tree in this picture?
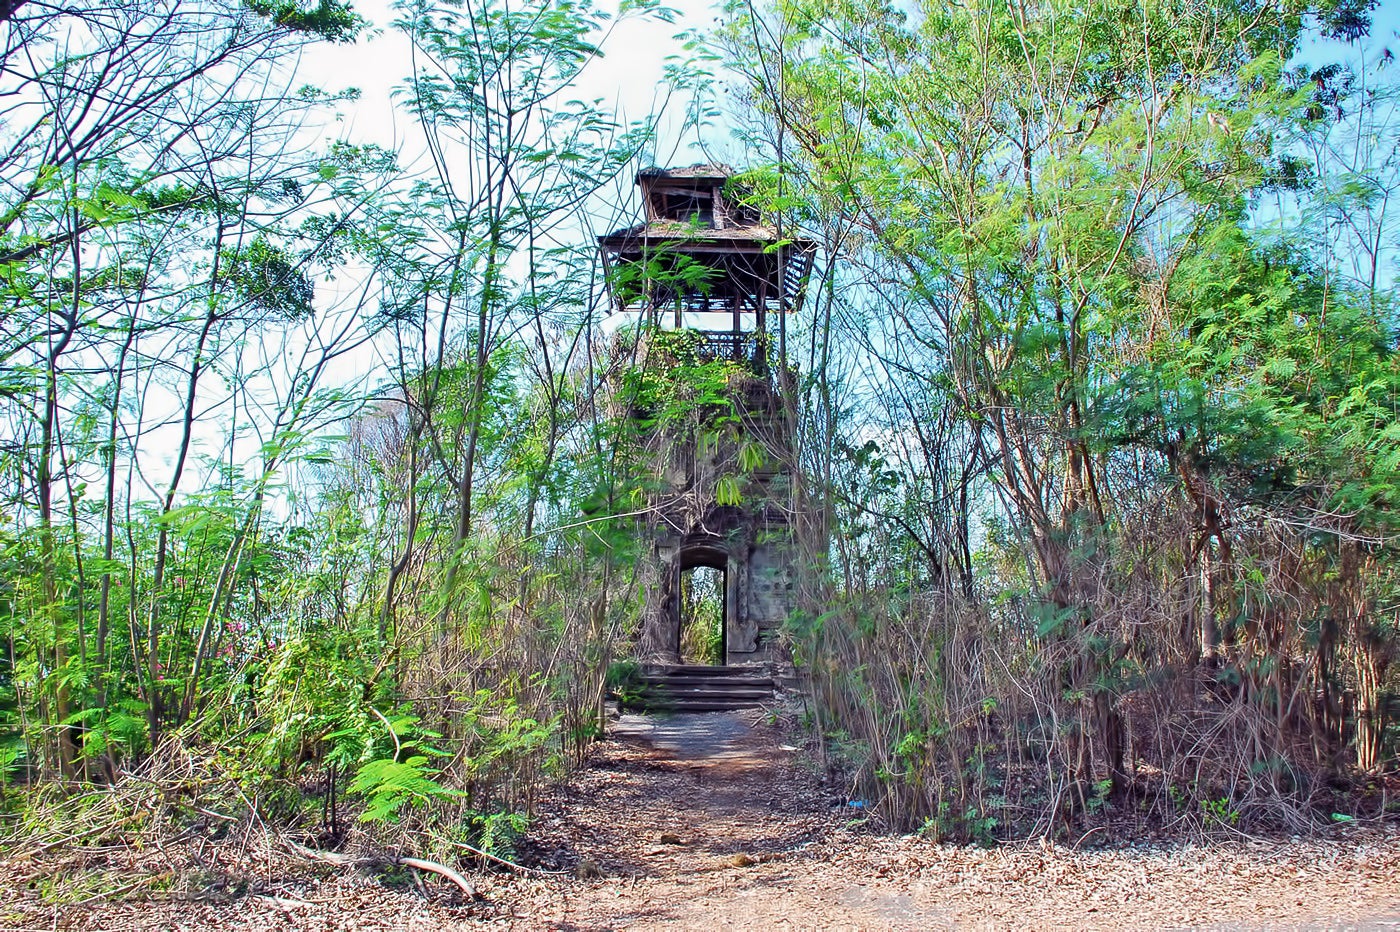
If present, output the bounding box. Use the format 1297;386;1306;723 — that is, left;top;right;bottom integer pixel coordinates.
0;0;374;773
720;0;1399;826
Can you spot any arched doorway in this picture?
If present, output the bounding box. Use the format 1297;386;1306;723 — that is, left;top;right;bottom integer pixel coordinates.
678;545;728;665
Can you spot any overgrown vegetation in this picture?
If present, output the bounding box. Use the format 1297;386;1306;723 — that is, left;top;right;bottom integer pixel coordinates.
0;0;670;873
0;0;1397;899
723;0;1400;838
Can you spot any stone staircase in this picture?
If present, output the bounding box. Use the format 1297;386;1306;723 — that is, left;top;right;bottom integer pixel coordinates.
618;663;778;714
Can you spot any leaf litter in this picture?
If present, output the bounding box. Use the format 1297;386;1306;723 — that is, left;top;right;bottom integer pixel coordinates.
3;707;1399;929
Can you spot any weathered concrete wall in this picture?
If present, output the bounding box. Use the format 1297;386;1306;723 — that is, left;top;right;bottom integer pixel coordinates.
635;519;793;666
633;377;798;667
637;540;681;662
742;538;793;657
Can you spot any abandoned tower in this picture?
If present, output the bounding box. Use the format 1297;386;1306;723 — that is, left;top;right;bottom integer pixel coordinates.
599;165;815;676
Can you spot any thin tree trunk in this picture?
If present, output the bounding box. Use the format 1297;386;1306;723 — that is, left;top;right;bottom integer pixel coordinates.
147;303;217;746
97;315;138;707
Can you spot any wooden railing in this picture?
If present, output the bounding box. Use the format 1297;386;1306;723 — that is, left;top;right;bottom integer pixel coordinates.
695;330;751;360
694;330;773;370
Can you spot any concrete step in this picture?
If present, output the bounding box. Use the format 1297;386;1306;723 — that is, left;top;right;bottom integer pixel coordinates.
646;664;773;677
637;699;767;713
632;684;774;698
650;674;775;689
619;662;777;714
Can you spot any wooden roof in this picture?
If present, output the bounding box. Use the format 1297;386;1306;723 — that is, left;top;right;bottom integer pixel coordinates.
598;165;817;318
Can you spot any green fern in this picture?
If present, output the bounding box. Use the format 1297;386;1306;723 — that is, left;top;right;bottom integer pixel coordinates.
348;755;462;823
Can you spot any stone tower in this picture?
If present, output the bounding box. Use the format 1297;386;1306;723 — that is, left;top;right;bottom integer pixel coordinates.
598;165;814;667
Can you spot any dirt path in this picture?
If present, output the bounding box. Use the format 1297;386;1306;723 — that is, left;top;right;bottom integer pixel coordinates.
487;710;1400;930
7;709;1400;930
495;710;946;929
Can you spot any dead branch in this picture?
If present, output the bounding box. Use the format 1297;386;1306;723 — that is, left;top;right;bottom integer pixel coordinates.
398;856;478;897
442;837;570;875
285;839;479;898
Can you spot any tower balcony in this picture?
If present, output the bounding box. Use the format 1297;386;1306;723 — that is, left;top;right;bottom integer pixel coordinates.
598;164;815;366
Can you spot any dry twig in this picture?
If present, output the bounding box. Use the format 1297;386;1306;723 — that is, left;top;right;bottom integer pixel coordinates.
285;839;478;898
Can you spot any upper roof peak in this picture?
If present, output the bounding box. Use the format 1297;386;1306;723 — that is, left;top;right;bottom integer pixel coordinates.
636;163;735;182
636;164;753;227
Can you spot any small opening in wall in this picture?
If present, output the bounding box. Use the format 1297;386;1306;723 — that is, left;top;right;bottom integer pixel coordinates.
679;565;725;665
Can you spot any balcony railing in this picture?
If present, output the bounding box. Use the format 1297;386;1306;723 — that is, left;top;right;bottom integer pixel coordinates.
695;330;753;360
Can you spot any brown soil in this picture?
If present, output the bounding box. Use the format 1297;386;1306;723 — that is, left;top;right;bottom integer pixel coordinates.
5;709;1400;930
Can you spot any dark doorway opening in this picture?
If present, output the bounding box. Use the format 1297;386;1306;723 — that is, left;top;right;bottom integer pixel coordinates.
678;563;726;665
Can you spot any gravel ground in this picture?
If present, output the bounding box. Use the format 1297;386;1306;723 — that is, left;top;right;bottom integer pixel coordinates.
4;710;1400;930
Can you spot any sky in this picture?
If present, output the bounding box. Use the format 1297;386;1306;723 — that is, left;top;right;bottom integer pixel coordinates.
298;0;725;177
188;0;1400;499
292;0;748;354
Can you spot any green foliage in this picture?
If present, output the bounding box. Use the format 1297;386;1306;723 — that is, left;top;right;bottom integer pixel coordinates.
245;0;364;41
721;0;1400;837
454;808;530;859
1099;230;1400;535
0;0;666;864
2;0;1394;857
606;660;644;708
606;251;722;309
679;567;724;664
1202;796;1242;828
618;328;746;429
0;739;21;801
350;755;461;823
920;803;998;846
457;690;558;779
252;634;374;772
218;236;316;321
73;700;150;762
